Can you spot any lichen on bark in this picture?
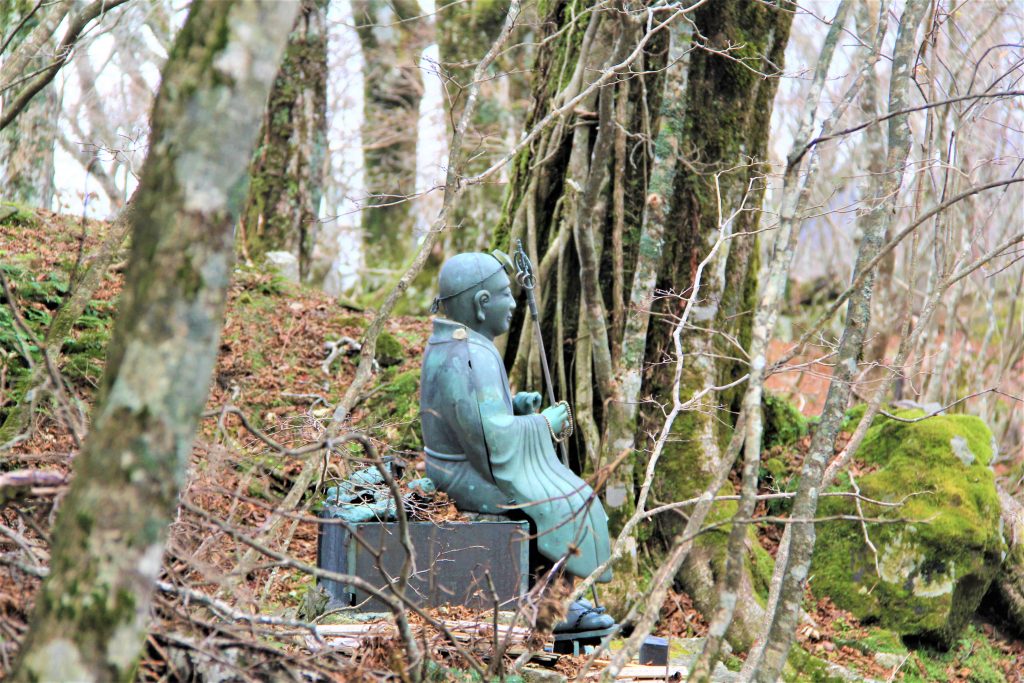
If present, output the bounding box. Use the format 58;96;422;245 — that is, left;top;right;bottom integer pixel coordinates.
12;2;299;679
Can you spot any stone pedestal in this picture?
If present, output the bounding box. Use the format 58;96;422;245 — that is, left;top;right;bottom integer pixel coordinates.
317;518;530;611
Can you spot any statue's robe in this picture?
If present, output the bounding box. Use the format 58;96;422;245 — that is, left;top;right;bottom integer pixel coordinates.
420;317;612;582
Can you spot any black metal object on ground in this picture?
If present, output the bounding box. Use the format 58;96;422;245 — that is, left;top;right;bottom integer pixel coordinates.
639;635;669;665
317;519;530;611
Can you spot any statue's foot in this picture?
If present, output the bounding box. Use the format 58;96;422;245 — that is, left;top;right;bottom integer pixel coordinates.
552;599;616;640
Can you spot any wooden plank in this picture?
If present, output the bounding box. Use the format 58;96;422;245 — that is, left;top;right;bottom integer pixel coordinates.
614;664;688;679
315;623;394;637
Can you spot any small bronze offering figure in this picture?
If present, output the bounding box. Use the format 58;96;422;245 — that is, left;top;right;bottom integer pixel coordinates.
419;249;614;637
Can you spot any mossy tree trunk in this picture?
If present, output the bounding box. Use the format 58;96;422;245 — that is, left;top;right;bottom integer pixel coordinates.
636;0;792;650
0;0;62;207
240;0;328;282
11;2;298;679
354;0;427;291
436;0;520;252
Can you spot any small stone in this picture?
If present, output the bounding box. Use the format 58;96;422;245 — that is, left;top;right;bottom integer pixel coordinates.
265;251;299;283
521;667;567;683
873;652;905;669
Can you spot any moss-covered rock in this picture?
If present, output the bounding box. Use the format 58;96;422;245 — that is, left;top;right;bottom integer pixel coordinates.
0;202;38;226
762;391;809;449
374;330;405;368
360;368;421;454
983;487;1024;639
811;410;1005;649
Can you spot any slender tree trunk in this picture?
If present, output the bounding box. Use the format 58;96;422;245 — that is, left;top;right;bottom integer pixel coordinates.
354;0;427;291
0;83;57;207
749;1;929;678
240;0;328;282
12;2;298;679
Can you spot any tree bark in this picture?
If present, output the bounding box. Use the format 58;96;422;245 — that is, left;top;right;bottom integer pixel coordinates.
636;0;792;651
240;0;328;282
354;0;427;291
11;2;298;679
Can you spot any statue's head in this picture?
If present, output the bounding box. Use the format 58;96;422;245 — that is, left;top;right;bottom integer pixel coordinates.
434;251;516;340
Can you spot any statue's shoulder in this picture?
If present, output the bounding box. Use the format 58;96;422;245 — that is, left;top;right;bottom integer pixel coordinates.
426;318;467;346
426;319;504;370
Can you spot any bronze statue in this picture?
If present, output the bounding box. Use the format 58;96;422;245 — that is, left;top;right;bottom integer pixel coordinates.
419;250;614;637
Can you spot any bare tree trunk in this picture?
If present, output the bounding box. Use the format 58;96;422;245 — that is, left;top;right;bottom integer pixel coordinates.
354;0;427;291
0;81;57;206
240;0;328;282
11;2;298;679
748;1;929;678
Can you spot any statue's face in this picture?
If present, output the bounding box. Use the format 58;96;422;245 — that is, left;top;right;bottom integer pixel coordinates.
477;270;517;339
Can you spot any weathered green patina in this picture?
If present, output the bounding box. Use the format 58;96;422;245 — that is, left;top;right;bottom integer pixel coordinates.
420;252;613;584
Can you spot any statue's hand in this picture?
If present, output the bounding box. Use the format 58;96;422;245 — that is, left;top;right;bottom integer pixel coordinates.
541;403;569;434
513;391;543;415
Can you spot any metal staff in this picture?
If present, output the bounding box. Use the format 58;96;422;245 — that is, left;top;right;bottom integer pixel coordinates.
513;239;570;467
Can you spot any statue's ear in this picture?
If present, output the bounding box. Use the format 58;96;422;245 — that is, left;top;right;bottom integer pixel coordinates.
473;290;490;322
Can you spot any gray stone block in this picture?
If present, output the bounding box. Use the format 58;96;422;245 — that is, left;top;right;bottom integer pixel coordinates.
317;519;530;611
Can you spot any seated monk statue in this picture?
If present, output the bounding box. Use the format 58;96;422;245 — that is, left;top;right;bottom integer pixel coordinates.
419;250;615;638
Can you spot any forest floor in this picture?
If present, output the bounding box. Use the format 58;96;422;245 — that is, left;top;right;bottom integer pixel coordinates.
2;209;1024;681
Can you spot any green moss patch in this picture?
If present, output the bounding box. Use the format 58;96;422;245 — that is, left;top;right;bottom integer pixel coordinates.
359;368;422;455
811;411;1004;648
904;624;1012;682
0;202;39;227
0;263;116;417
374;330;404;367
762;391;809;449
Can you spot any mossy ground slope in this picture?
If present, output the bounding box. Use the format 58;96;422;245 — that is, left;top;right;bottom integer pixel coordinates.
1;206;430;448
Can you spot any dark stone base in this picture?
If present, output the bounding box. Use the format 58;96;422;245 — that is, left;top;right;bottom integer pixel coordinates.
317;517;530;611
